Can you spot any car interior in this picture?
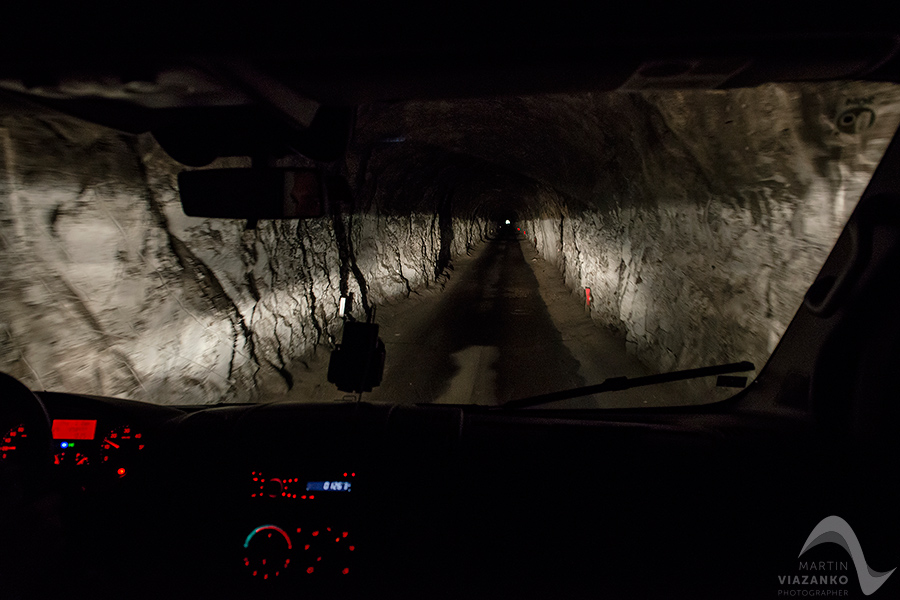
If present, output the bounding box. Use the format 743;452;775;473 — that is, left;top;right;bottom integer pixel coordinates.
2;7;900;600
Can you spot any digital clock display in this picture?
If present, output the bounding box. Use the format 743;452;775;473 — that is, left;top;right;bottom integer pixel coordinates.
305;480;352;492
52;419;97;440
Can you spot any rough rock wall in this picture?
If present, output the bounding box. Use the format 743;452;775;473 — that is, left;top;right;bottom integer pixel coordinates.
0;110;485;404
350;214;484;301
523;83;900;378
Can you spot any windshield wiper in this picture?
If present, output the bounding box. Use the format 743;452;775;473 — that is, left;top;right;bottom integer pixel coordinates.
499;361;756;410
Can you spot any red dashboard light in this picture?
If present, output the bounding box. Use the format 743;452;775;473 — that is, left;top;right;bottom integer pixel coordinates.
51;419;96;440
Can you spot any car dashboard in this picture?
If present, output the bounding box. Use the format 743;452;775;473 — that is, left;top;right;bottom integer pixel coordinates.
6;376;877;600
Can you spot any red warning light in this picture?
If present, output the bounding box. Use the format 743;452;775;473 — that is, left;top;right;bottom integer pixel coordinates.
343;472;348;477
342;568;350;575
304;544;310;550
349;546;355;551
342;532;348;538
52;419;96;440
307;567;314;574
351;473;355;477
312;531;319;537
116;467;126;478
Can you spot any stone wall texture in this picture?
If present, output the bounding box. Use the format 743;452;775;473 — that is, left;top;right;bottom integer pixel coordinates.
2;82;899;405
520;83;900;379
0;108;486;404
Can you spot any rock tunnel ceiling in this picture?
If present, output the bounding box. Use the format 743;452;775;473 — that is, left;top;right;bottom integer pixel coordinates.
1;81;898;405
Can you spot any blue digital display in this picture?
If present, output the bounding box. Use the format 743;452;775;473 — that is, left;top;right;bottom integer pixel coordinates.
306;480;352;492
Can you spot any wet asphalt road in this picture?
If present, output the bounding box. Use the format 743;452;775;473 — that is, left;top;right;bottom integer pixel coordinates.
368;226;586;405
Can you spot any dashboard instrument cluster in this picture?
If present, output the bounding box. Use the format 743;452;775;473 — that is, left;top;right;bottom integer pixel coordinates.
51;418;146;479
1;422;29;461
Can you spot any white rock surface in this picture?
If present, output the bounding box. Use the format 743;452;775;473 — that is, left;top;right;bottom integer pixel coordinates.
0;109;486;404
3;81;898;405
523;83;900;384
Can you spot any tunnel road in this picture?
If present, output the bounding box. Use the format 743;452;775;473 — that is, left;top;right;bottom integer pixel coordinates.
368;228;690;408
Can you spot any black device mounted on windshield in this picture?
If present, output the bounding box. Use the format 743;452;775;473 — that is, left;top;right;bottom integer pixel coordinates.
327;304;386;395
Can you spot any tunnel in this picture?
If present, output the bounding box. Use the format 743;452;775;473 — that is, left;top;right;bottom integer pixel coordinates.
1;82;899;406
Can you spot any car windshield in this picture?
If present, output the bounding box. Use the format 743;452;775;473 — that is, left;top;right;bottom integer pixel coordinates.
1;82;898;407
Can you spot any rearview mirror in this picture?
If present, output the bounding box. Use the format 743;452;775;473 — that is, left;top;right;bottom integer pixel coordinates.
178;168;350;219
